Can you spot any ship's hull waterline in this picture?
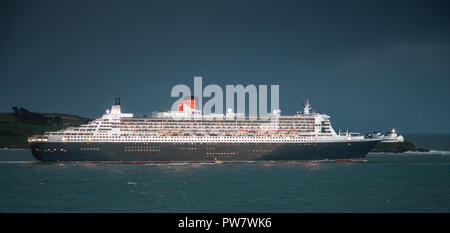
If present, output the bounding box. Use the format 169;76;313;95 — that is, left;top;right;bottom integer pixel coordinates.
30;140;379;162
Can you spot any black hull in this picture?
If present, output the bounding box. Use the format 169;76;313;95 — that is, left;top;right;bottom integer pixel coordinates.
30;141;379;162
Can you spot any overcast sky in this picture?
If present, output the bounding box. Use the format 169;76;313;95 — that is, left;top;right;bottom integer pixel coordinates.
1;0;449;133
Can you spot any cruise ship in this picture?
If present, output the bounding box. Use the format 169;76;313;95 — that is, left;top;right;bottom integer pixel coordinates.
28;98;381;162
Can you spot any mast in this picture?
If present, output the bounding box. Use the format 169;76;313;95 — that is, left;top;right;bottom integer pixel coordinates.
303;99;311;115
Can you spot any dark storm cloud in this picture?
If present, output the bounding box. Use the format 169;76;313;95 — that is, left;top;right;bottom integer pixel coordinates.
0;0;449;133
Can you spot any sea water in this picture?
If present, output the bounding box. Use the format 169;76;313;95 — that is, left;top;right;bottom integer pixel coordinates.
0;134;449;213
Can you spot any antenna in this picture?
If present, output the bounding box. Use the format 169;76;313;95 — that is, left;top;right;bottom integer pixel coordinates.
303;99;311;115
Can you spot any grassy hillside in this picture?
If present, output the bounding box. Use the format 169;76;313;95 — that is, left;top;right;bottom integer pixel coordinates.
0;111;91;148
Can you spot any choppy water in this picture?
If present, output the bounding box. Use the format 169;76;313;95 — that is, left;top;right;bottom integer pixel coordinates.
0;134;449;213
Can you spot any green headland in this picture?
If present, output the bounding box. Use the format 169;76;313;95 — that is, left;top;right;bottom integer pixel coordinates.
0;107;90;148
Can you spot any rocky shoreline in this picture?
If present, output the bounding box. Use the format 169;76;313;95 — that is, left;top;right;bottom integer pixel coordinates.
370;141;429;153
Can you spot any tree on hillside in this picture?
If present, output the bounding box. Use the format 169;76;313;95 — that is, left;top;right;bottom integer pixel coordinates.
11;106;51;125
11;106;18;122
52;116;63;126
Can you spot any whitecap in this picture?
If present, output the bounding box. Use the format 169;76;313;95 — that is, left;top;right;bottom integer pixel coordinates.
0;148;29;151
0;161;37;164
165;162;189;165
404;150;450;155
368;150;450;156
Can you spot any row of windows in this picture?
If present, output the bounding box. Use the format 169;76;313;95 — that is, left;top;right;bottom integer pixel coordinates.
33;148;67;152
205;152;236;155
177;147;199;150
124;149;160;152
65;139;320;143
118;127;315;130
125;146;160;149
122;118;316;123
251;149;275;153
80;148;99;151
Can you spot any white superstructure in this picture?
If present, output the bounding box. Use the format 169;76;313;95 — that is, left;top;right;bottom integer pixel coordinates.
29;99;374;144
381;129;404;143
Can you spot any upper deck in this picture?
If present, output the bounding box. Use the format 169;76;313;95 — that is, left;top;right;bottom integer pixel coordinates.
29;99;359;143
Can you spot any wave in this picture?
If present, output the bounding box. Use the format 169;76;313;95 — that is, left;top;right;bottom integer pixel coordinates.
142;162;190;166
0;161;37;164
405;150;450;155
369;150;450;156
0;148;29;151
